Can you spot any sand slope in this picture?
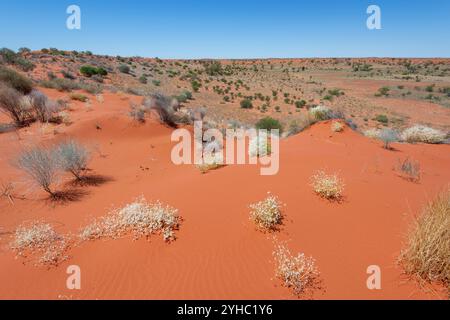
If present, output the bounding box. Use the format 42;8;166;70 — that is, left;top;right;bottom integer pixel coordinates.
0;89;448;299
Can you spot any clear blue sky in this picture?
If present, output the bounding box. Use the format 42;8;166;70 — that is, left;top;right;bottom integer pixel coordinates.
0;0;449;58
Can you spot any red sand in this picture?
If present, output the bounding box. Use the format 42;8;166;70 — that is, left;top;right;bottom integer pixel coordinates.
0;88;448;299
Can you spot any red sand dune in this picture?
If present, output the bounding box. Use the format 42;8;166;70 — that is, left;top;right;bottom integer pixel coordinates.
0;88;448;299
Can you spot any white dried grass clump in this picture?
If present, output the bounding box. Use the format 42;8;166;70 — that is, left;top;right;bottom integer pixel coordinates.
273;243;321;297
249;193;283;231
364;128;381;139
401;125;446;144
309;105;331;121
10;222;68;266
311;170;344;200
248;136;271;157
80;197;180;242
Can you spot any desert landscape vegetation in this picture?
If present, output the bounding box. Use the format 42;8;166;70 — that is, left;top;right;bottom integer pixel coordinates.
0;47;449;299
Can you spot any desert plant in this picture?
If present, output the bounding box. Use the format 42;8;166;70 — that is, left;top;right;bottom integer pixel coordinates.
374;114;389;124
240;98;253;109
273;242;321;297
16;146;59;196
378;128;399;149
398;188;449;290
311;170;344;200
0;66;33;94
129;102;146;123
249;193;283;231
54;140;91;180
29;90;61;122
401;125;446;144
0;85;33;126
79;197;180;242
142;93;178;127
331;121;344;132
80;65;107;77
118;64;130;74
309;105;331;121
395;158;421;182
255;117;283;133
10;221;67;266
364;128;380;139
69;92;88;102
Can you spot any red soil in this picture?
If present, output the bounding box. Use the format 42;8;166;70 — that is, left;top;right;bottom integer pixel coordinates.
0;88;448;299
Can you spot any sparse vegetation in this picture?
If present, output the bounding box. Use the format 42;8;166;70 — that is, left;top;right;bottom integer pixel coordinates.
311;170;344;200
10;221;67;266
255;117;282;133
0;66;33;94
16;146;59;197
54;140;91;180
79;197;180;242
273;242;321;297
331;121;344;132
378;128;399;149
249;193;283;231
401;125;446;144
395;158;421;182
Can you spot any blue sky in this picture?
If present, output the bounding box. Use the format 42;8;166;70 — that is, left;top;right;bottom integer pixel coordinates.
0;0;448;58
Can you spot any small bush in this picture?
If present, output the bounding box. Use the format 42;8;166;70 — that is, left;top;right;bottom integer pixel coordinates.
69;92;89;102
378;128;399;149
0;85;32;126
16;146;59;196
54;140;91;180
80;65;107;77
79;197;180;242
398;189;449;290
118;64;130;74
249;193;283;231
309;105;331;121
311;170;344;200
142;93;178;127
374;114;389;124
331;121;344;132
240;99;253;109
0;66;33;94
139;75;147;84
10;221;67;266
401;125;446;144
395;158;421;182
364;128;380;139
273;243;321;297
129;103;146;123
29;90;61;122
255;117;283;133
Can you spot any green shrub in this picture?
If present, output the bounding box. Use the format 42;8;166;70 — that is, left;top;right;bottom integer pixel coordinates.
80;65;108;77
255;117;283;133
374;114;389;124
295;100;306;108
240;99;253;109
139;75;147;84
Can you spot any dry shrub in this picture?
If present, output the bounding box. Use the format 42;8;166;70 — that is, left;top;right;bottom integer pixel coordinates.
1;180;15;204
364;128;380;139
249;193;283;231
331;121;344;132
10;221;68;266
395;158;421;182
398;189;449;291
142;93;179;127
29;90;62;123
0;85;32;126
16;145;59;196
311;170;344;200
273;242;321;297
80;197;180;242
54;139;91;180
401;125;446;144
309;105;331;121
